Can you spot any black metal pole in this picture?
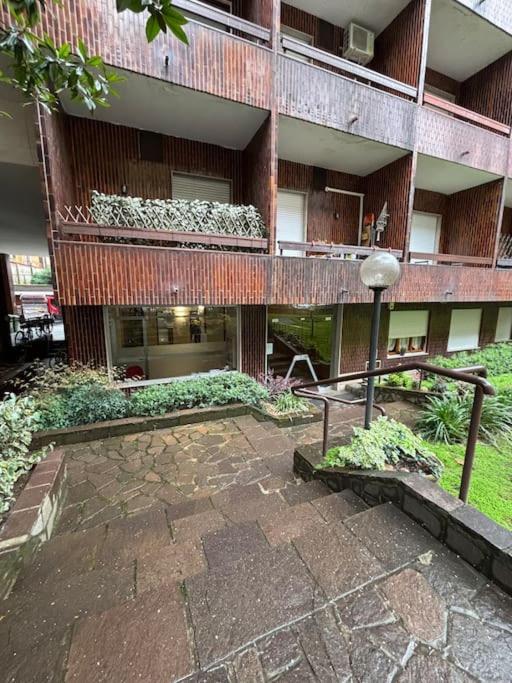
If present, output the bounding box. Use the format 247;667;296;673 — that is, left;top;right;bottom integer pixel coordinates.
364;287;384;429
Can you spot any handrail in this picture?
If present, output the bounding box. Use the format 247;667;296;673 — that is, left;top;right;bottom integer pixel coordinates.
279;240;403;259
174;0;271;42
292;361;495;503
280;35;418;99
423;92;511;136
60;222;269;251
408;251;493;266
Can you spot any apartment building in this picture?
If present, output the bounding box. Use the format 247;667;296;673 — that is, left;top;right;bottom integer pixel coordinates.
2;0;512;382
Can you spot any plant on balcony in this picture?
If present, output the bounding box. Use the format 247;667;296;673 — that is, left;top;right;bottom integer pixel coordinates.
89;191;267;239
321;416;443;479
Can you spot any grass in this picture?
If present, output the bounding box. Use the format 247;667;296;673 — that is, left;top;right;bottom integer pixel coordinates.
426;440;512;530
489;373;512;391
272;313;333;362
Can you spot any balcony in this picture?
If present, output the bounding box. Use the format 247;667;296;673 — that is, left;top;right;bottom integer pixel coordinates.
409;154;502;268
423;0;512;158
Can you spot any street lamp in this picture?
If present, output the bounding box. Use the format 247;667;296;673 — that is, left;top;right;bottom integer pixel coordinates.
360;250;401;429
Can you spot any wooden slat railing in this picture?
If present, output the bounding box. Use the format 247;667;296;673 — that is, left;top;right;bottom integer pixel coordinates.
174;0;271;42
423;92;511;136
280;36;418;99
408;251;493;266
278;241;403;259
61;223;269;251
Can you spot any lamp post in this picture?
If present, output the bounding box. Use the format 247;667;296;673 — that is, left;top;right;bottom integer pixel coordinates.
360;250;401;429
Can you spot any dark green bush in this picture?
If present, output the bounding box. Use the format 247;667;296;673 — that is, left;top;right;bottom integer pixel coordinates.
429;343;512;377
39;383;129;429
129;372;268;417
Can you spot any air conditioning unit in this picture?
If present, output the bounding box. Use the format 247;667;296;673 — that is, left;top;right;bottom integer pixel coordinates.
342;22;374;66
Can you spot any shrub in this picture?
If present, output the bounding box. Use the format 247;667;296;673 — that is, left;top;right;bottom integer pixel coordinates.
321;417;442;478
17;361;112;396
266;391;309;416
38;384;129;429
429;342;512;377
0;394;49;514
129;372;268;417
30;267;52;285
417;391;512;445
258;371;298;400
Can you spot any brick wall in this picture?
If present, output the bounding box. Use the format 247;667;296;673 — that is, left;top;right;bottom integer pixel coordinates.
340;302;500;373
370;0;426;88
240;305;266;377
278;161;361;245
424;68;460;98
502;207;512;235
280;3;343;54
413;189;448;215
460;52;512;127
362;154;413;251
63;306;107;366
243;116;276;244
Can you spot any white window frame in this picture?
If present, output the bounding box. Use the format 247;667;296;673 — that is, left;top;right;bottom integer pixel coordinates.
171;171;232;203
387;309;430;358
495;307;512;342
410;211;442;264
281;25;314;63
447;309;482;353
276;189;308;256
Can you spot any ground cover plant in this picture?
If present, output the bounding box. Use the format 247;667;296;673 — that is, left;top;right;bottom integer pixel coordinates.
320;417;443;479
257;371;310;417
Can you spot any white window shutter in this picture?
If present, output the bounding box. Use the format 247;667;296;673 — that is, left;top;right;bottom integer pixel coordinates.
447;309;482;352
495;308;512;342
172;174;231;203
389;310;429;339
277;191;306;256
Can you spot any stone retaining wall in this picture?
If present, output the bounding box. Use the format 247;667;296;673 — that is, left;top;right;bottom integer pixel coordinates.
0;449;67;599
345;382;439;405
295;444;512;596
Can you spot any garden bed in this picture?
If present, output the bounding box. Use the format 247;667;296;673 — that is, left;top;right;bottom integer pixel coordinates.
32;401;322;448
345;381;439;405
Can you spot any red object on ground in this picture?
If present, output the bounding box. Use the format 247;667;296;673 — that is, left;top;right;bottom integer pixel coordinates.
46;295;60;316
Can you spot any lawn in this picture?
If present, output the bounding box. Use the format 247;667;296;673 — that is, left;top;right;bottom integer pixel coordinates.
426;440;512;530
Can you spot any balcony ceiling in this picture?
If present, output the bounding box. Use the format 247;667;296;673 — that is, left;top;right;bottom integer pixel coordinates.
278;116;408;176
415;154;500;195
427;0;512;81
0;163;47;256
61;69;268;151
283;0;409;35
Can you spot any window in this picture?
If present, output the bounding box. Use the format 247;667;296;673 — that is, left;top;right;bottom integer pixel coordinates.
277;190;306;256
183;0;232;31
172;173;231;203
447;309;482;352
495;307;512;342
281;25;313;63
388;310;429;357
410;212;441;264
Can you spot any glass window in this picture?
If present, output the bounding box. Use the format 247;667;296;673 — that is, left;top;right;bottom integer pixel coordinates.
388;310;429;357
108;306;238;380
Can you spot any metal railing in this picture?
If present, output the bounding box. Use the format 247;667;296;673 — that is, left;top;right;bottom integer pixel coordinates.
423;92;511;136
292;361;495;503
408;251;493;267
174;0;271;43
278;240;403;260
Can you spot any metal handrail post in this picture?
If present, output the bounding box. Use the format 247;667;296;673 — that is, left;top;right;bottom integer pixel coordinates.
459;385;484;503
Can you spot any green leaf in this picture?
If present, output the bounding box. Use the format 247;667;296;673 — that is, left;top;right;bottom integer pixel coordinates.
145;14;160;42
168;21;188;45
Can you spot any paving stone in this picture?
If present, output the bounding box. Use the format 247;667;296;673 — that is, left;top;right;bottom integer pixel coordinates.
311;489;369;523
336;586;395;630
281;479;330;505
380;569;446;643
364;621;413;665
172;509;226;544
258;501;325;546
259;627;303;680
345;502;439;569
294;521;384;598
449;612;512;681
348;631;398;682
136;540;206;593
397;650;473;682
155;483;188;505
124;493;155;513
14;526;105;589
65;480;97;505
56;503;83;534
470;584;512;633
202;521;269;569
2;626;72;683
78;503;124;529
232;647;265;682
166;497;213;521
294;611;349;682
66;585;193;682
186;545;322;667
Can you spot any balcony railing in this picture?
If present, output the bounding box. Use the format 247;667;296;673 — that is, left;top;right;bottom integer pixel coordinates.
280;35;418;99
423;92;511;136
278;240;403;260
497;234;512;268
408;251;493;267
174;0;271;43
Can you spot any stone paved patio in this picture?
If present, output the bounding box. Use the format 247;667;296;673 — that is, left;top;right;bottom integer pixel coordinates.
2;401;512;682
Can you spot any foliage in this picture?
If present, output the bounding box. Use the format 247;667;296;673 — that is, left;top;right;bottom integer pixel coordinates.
129;372;268;417
258;371;298;401
16;361;112;395
489;373;512;392
384;372;415;389
30;267;52;284
262;391;309;417
417;390;512;446
89;192;267;238
428;440;512;530
1;0;187;114
0;393;49;514
429;342;512;378
38;383;130;429
321;417;442;479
